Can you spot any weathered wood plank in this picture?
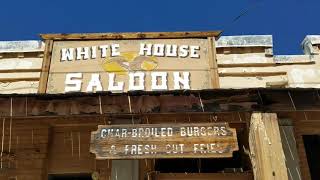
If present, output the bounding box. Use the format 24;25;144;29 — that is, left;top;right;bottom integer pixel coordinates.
0;72;40;83
274;55;315;64
46;38;212;93
217;54;315;67
266;80;288;88
0;72;40;79
216;35;272;48
219;72;287;77
0;81;38;94
279;125;302;180
220;76;288;88
217;53;273;66
38;40;53;93
0;119;50;180
0;89;318;116
0;77;39;83
0;58;42;71
0;41;44;53
40;31;222;40
249;113;288;180
208;37;219;88
219;63;275;68
90;123;238;159
0;69;41;73
294;134;312;180
48;127;96;174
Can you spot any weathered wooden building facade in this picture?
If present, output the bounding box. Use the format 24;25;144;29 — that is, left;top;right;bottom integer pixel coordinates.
0;32;319;180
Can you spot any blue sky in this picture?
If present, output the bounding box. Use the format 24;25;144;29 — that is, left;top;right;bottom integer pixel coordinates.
0;0;319;55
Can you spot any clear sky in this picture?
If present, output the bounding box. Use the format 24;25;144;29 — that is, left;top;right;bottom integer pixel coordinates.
0;0;318;55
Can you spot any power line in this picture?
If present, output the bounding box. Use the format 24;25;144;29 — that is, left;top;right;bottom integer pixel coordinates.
220;1;264;36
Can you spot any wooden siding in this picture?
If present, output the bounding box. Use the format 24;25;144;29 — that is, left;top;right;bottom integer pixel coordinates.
279;124;302;180
0;41;43;94
0;35;320;94
0;81;38;94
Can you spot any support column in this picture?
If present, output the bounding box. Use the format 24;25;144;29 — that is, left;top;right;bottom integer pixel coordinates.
249;113;288;180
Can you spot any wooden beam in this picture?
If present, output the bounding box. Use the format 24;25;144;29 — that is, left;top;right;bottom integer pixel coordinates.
0;69;41;73
218;63;276;68
0;51;44;59
208;37;220;88
249;113;288;180
38;40;53;93
218;61;317;68
0;77;39;82
219;72;287;77
40;31;222;40
266;80;288;88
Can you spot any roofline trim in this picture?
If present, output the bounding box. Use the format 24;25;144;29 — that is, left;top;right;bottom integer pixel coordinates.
40;31;222;40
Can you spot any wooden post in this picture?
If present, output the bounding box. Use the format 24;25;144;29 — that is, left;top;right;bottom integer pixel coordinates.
38;40;54;93
249;113;288;180
207;37;220;88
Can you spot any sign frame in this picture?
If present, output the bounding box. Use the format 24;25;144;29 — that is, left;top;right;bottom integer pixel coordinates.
90;122;238;160
38;31;221;93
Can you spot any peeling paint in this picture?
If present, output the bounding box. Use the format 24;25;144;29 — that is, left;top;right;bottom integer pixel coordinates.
0;60;32;70
0;58;42;70
290;68;318;83
216;35;273;48
221;54;268;64
0;41;44;53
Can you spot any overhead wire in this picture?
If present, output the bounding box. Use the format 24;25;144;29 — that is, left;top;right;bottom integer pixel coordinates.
220;1;264;36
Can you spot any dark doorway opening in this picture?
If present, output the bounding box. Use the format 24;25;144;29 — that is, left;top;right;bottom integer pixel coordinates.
303;135;320;180
155;151;246;173
48;174;92;180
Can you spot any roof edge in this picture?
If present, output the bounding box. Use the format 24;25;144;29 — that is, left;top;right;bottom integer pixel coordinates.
0;40;44;53
0;88;318;97
216;35;273;48
40;31;222;40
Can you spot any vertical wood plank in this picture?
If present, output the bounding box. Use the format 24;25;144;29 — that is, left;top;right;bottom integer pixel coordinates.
249;113;288;180
38;40;54;93
292;119;314;180
139;159;154;180
278;125;302;180
42;125;51;180
295;135;310;180
96;160;112;180
207;37;220;88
